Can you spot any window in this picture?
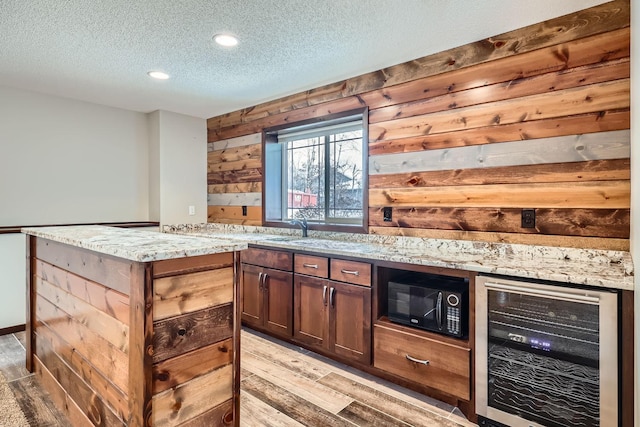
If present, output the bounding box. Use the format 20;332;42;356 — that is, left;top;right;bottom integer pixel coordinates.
264;109;367;231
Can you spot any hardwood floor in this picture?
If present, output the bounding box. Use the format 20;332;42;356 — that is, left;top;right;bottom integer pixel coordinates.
0;329;475;426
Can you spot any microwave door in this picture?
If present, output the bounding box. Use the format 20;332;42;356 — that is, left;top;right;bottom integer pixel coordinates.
411;287;441;329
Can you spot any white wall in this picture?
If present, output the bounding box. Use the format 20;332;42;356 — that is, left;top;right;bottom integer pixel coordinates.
0;86;150;328
149;110;207;227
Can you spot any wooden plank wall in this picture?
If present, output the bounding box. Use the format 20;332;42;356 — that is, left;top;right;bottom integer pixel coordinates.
206;0;630;250
32;239;132;426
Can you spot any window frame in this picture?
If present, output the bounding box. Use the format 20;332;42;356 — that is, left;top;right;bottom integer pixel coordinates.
262;107;369;234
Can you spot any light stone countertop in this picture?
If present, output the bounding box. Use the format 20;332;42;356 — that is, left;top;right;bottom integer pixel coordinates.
164;223;634;291
22;225;247;262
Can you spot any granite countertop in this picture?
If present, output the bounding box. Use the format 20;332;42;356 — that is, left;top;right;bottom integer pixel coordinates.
21;225;247;262
165;223;634;291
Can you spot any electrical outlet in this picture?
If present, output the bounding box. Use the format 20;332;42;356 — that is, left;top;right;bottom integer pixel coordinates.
383;207;392;222
242;205;248;216
188;205;195;216
521;209;536;228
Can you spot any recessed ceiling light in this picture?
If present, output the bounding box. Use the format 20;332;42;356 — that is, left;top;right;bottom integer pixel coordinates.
147;71;170;80
213;33;238;47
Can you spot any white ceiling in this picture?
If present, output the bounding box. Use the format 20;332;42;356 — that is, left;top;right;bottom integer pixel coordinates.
0;0;607;119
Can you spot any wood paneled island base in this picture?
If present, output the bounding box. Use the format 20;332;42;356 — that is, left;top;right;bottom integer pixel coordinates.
22;226;246;426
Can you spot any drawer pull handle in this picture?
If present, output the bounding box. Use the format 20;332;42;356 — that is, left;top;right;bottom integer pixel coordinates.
340;269;359;276
405;354;430;365
303;263;318;269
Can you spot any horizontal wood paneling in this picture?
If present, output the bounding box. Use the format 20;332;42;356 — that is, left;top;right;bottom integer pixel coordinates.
152;338;233;394
205;1;630;249
153;268;234;321
208;143;261;164
35;259;129;325
208;205;262;223
153;252;234;278
208;182;262;194
368;110;630;155
370;130;629;175
208;133;261;151
369;181;630;209
152;304;233;363
369;79;630;142
207;192;262;206
369;207;630;238
152;364;234;427
369;159;631;188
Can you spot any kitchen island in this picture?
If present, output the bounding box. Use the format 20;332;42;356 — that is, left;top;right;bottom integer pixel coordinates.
22;225;247;427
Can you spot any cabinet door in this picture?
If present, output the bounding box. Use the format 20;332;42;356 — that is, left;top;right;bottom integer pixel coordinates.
293;275;328;349
262;268;293;337
329;281;371;364
240;263;264;328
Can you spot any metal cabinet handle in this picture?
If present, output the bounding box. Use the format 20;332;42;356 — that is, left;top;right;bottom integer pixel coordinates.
406;354;430;365
322;285;328;305
340;269;359;276
258;272;263;290
329;287;336;307
262;273;268;291
303;263;318;269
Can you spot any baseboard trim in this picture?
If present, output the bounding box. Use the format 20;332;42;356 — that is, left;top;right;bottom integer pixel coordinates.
0;324;26;336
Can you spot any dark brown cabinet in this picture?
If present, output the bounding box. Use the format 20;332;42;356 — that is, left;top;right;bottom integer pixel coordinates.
240;248;293;338
293;258;371;364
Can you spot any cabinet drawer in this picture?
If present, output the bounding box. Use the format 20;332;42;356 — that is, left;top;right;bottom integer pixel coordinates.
242;247;292;271
294;254;329;278
330;259;371;286
373;324;470;400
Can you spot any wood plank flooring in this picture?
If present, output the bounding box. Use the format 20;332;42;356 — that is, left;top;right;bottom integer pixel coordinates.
0;329;475;426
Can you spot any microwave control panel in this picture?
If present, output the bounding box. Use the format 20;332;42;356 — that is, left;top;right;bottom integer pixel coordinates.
446;293;461;335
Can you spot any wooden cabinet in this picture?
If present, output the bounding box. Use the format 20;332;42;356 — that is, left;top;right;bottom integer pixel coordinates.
240;248;293;338
294;255;371;364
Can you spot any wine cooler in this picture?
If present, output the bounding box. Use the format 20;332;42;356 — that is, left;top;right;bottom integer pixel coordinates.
476;275;619;427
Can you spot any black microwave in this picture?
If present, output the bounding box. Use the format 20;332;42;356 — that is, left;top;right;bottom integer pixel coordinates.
388;273;468;338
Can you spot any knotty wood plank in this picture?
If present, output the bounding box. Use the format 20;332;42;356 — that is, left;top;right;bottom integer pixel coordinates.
368;207;629;238
0;334;30;381
180;398;234;427
241;375;355;426
369;159;631;188
33;356;95;427
128;262;153;427
152;338;233;394
207;2;629;131
35;322;128;420
35;329;125;426
370;130;630;175
368;226;629;251
153;252;233;278
35;276;129;352
35;239;132;296
208;143;261;164
208;133;261;151
35;294;129;394
369;58;630;124
240;391;305;427
242;351;353;414
152;364;234;427
369;181;630;209
35;259;130;326
318;372;459;427
153;267;234;321
208;182;262;194
207;157;262;173
207;168;262;184
359;28;630;112
8;374;68;427
152;304;233;363
208;206;262;222
369;79;630;142
208;192;262;207
368;109;630;155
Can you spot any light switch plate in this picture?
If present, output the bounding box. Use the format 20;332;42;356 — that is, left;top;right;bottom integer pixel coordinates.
188;205;195;216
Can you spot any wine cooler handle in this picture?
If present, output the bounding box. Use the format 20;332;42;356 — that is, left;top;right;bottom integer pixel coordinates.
436;291;443;330
484;281;600;304
406;354;430;365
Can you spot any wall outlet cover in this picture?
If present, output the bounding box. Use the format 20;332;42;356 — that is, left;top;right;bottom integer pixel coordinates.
521;209;536;228
383;207;392;222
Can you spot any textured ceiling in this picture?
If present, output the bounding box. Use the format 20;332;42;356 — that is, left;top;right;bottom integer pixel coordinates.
0;0;607;119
